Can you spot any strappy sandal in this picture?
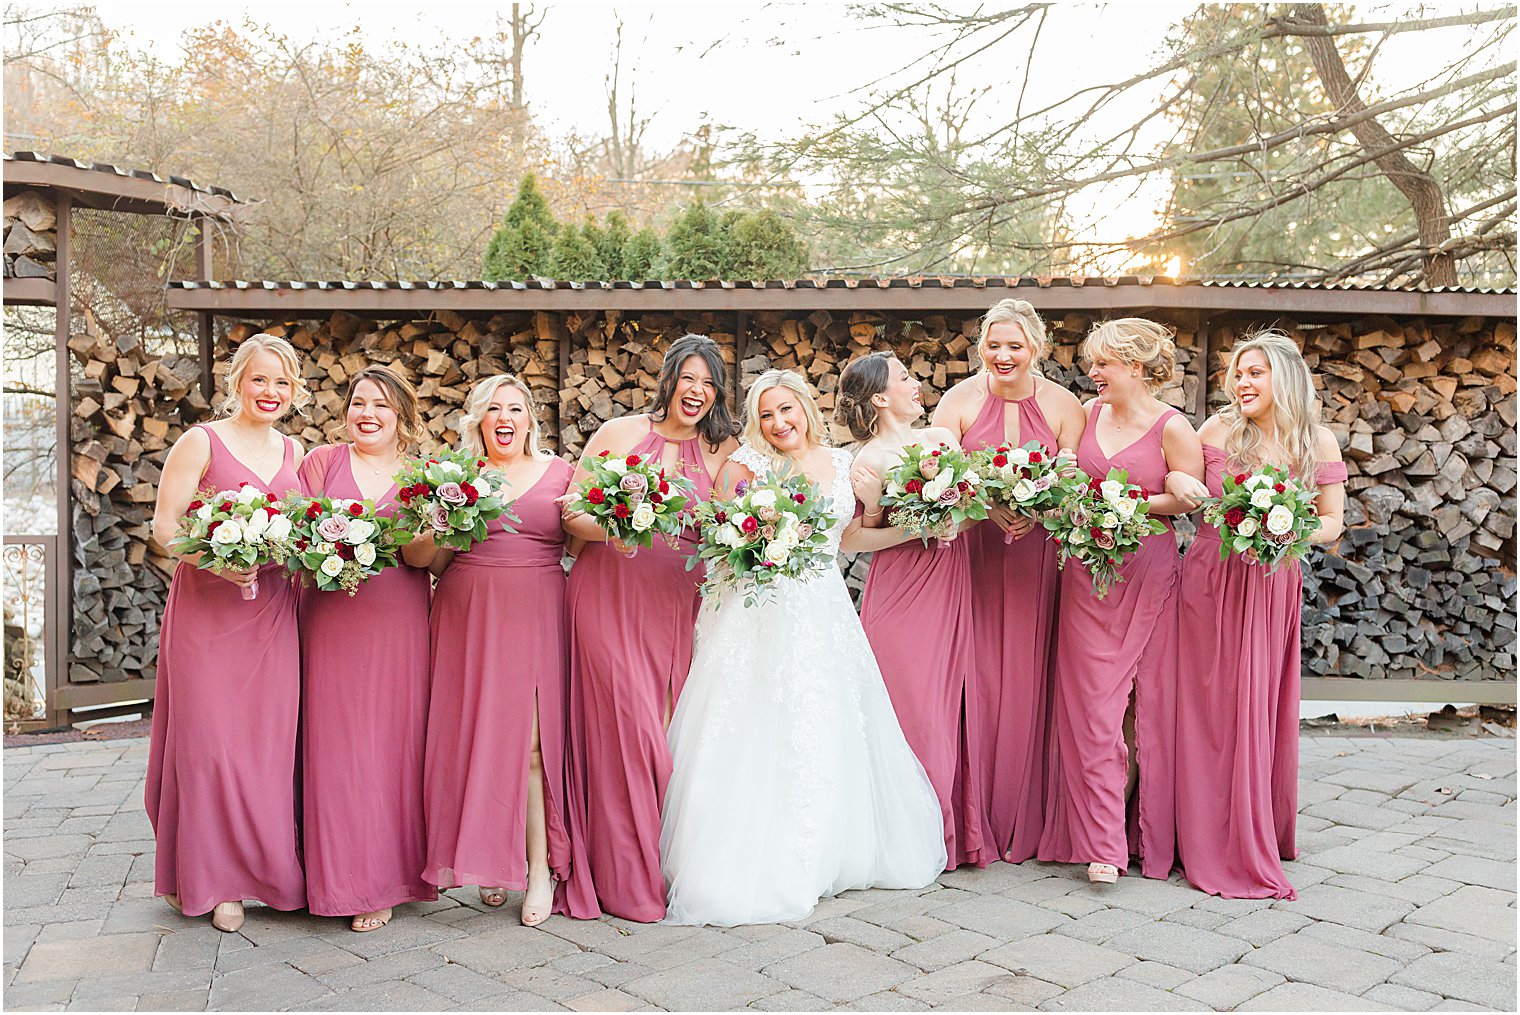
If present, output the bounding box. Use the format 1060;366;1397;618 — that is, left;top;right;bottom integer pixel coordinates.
1087;863;1120;884
350;908;392;933
479;887;507;908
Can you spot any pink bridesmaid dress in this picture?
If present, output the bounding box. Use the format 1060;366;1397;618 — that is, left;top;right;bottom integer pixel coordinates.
564;422;714;922
1038;403;1182;879
1173;448;1348;899
297;444;436;917
145;424;306;917
860;523;988;869
960;378;1060;862
421;455;597;918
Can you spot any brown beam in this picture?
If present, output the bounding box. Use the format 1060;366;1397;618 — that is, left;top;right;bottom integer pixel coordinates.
54;677;156;711
4;160;242;220
196;222;215;400
1301;677;1516;705
2;277;58;306
734;310;749;407
164;283;1517;319
52;194;72;726
1192;313;1212;426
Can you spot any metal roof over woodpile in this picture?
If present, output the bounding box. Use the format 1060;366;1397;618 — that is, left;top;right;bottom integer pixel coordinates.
166;275;1517;317
3;151;249;219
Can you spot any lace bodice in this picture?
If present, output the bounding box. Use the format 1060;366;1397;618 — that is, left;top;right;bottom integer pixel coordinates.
728;442;854;557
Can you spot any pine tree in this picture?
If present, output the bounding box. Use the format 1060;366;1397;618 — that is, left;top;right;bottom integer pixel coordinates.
598;210;633;280
661;202;725;279
726;210;808;278
482;173;559;281
622;227;662;279
546;216;604;278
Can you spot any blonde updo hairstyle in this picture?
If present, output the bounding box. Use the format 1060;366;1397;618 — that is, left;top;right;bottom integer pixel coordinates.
458;373;554;460
342;365;425;453
742;369;830;471
1219;330;1321;482
977;298;1050;367
1081;317;1176;392
218;333;311;419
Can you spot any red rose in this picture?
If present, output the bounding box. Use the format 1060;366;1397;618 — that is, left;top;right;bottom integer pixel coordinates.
992;454;1008;467
1020;467;1032;479
295;539;307;550
626;454;642;466
305;501;323;519
187;499;204;511
957;481;970;493
1234;473;1248;485
614;503;631;519
714;510;728;523
1088;479;1101;493
1140;488;1150;499
413;483;428;497
238;481;249;488
220;501;234;512
659;481;670;494
741;516;759;535
207;520;222;534
1089;526;1103;538
266;493;278;504
905;478;923;494
793;493;807;504
263;506;279;518
599;450;610;457
1127;489;1140;500
337;543;354;560
1029;452;1043;464
348;503;365;517
930;449;941;457
1224;507;1247;528
588;487;606;505
651;492;663;504
398;488;411;504
462;483;478;505
1273;482;1286;493
476;459;486;468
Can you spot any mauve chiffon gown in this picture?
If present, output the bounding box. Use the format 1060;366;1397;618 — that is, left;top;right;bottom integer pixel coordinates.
146;424;306;917
297;444;435;917
1173;447;1348;899
1038;403;1182;879
422;455;597;918
565;423;714;922
960;378;1061;862
859;521;988;869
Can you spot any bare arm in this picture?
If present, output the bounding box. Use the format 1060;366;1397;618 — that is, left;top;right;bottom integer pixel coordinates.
841;516;914;553
559;419;638;543
1310;427;1346;545
1149;413;1206;517
149;427;256;588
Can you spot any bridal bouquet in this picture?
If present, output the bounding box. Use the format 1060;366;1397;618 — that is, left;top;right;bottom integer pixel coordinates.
972;440;1076;543
1042;468;1165;600
688;475;837;606
878;442;988;545
567;451;696;551
281;496;410;595
1202;464;1322;572
392;450;517;551
169;483;295;600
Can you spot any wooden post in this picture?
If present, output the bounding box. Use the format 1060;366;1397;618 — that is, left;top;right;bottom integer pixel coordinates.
734;310;749;406
195;220;215;401
1193;312;1212;426
558;326;570;456
51;194;72;726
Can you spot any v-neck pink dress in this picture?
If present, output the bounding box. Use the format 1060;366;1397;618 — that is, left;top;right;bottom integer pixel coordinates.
421;454;597;918
1173;447;1348;899
145;424;306;917
297;444;435;917
564;421;715;922
1038;403;1182;879
959;377;1061;863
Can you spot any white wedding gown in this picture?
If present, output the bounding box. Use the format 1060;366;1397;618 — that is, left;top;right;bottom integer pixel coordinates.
660;443;947;926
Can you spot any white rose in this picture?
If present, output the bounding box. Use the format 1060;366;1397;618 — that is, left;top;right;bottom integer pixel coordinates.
243;510;269;540
963;469;980;486
1007;447;1030;467
1250;488;1274;510
887;481;905;498
1237;516;1259;538
749;489;777;509
1266;504;1295;536
354;543;377;566
319;554;345;577
313;540;334;557
1100;480;1125;504
236;486;264;505
471;478;492;500
210;520;243;545
1115;498;1137;519
922;475;949;502
344;519;376;545
716;523;743;548
630;502;656;532
1011;479;1037;503
1245;473;1272;490
265;514;293;541
603;458;628;476
196;503;214;521
775;525;799;550
1069;527;1087;544
1101;512;1119;529
763;541;790;566
434;461;463;479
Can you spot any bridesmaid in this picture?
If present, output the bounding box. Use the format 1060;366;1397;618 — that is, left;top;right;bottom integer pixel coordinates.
838;351;989;870
561;334;739;922
1164;331;1345;899
416;374;595;924
933;299;1083;862
1036;318;1203;884
297;366;436;932
146;333;309;932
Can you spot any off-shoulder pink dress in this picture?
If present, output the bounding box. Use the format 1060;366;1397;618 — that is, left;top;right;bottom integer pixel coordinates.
859;513;988;869
1038;403;1182;879
959;379;1060;862
297;444;435;917
1173;448;1348;899
422;455;597;918
564;423;714;922
146;424;306;917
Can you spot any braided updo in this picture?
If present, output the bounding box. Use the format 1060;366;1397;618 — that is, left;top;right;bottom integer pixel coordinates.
833;351;894;443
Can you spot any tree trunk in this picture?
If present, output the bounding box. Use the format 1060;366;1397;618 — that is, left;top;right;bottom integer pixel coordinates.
1292;3;1458;286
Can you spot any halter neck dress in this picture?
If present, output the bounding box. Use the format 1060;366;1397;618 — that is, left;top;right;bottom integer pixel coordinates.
564;420;715;921
145;423;306;917
959;376;1061;862
1038;403;1182;879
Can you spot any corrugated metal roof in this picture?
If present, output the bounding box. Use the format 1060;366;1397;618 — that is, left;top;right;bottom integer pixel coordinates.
4;150;247;202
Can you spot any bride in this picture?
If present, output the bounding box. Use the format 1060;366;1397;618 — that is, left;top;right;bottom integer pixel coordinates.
660;369;947;927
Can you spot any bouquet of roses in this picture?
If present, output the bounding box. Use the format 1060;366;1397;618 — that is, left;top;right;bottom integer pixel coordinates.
169;483;296;600
687;474;837;606
878;442;988;545
1202;463;1322;572
1042;468;1166;600
282;496;410;595
972;440;1077;544
393;450;517;551
567;451;696;551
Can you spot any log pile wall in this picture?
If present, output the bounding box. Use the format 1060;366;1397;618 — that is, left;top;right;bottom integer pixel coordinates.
65;307;1513;690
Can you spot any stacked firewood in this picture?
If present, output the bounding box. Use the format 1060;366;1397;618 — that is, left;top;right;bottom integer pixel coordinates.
3;190;57;280
65;306;1511;691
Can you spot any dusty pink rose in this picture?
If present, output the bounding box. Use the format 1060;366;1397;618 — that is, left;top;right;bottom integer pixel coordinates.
430;505;452;532
796;523;813;539
761;524;777;541
1092;529;1117;550
757;506;779;523
937;486;960;505
919;458;940;480
315;515;351;542
619;472;648;495
437;481;467;505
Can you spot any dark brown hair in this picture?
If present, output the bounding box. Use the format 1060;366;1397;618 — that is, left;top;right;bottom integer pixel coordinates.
834;351;894;443
650;334;737;452
344;365;424;453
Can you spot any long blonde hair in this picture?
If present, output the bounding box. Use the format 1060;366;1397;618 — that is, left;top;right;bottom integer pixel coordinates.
458;374;553;460
1218;331;1321;481
219;333;311;419
978;298;1050;368
742;369;829;471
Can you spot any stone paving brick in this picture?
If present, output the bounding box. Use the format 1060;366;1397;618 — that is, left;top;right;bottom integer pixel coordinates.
926;991;1036;1010
1241;931;1401;994
1421;853;1517;890
808;916;915;953
764;942;916;1004
1276;882;1416;931
1035;893;1107;919
1236;981;1398;1011
1322;767;1424;795
714;927;823;970
560;987;646;1012
310;979;455;1010
17;932;159;983
1384;921;1517;962
1308;844;1429;881
889;929;999;972
1102;922;1249;974
1115;960;1190;989
1037;977;1209;1011
1361;981;1444;1011
981;972;1065;1006
747;987;830;1010
894;915;957;940
2;979;78;1007
979;932;1134;987
929;896;1069;939
1172;964;1285;1008
889;959;1019;1006
313;947;442;988
1002;878;1084;904
1294;919;1433;962
551;952;619;976
1324;872;1462;907
1081;877;1201;916
852;889;968;929
407;960;520;1003
498;965;603;1002
1050;907;1153;945
207;962;332;1011
1391;951;1519;1010
1159;907;1228;931
1403;891;1517;945
1215;907;1311;946
431;925;577;976
1428;1001;1491;1012
1303;799;1410;830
